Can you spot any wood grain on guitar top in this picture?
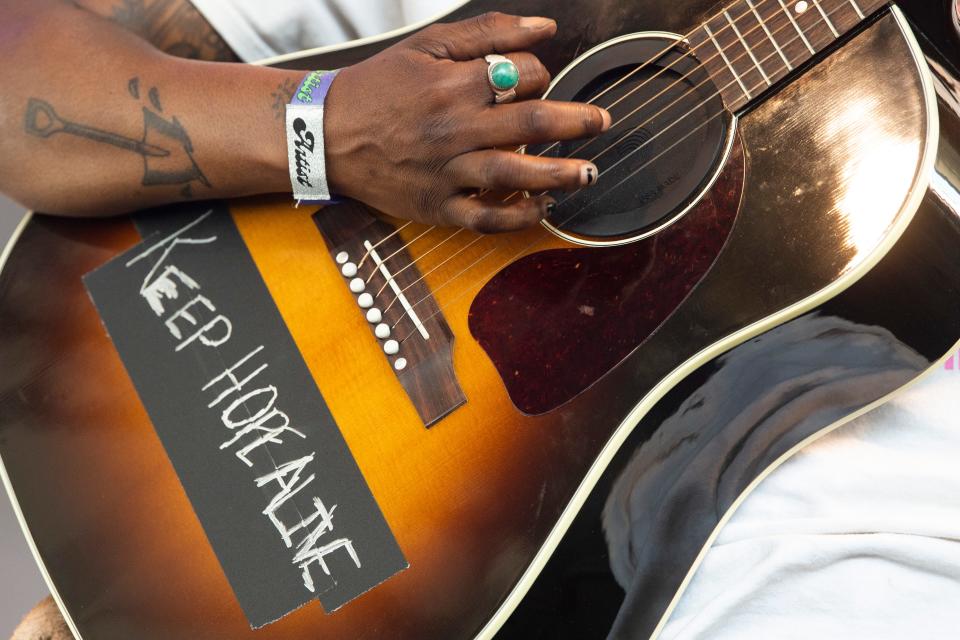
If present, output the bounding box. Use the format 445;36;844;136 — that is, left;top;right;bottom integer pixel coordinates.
0;1;952;640
469;140;743;415
313;201;467;426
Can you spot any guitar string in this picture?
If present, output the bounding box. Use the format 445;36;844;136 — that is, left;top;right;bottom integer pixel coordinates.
393;4;846;340
356;14;694;271
357;220;412;270
547;0;850;212
387;0;843;323
396;3;848;338
493;0;843;203
377;228;463;298
376;0;816;310
544;66;747;212
378;0;832;314
395;58;792;339
506;0;784;166
377;0;857;284
454;0;865;308
370;0;794;283
499;0;841;205
494;0;787;204
364;224;435;283
475;3;771;197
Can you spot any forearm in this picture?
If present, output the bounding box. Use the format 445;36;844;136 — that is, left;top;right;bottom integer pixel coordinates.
0;0;299;216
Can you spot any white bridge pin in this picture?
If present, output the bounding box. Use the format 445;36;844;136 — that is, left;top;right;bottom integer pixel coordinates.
349;277;365;293
341;262;358;277
394;357;408;371
335;251;349;265
366;308;382;323
375;323;390;339
384;339;399;355
358;292;374;308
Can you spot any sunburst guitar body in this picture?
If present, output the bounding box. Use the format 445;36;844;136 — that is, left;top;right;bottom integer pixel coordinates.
2;0;960;639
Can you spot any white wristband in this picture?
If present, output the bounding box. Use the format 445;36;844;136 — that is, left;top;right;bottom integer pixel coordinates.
285;70;339;204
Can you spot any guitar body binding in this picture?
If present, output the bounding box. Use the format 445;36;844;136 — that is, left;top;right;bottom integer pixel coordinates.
0;2;958;640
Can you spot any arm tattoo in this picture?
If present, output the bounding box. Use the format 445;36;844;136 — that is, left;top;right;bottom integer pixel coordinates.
107;0;238;62
25;78;210;199
270;78;296;120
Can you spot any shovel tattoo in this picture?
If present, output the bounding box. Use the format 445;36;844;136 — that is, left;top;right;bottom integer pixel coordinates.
25;98;169;157
25;96;210;196
138;107;210;189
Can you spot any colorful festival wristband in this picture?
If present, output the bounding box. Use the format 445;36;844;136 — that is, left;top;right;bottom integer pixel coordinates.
286;69;340;204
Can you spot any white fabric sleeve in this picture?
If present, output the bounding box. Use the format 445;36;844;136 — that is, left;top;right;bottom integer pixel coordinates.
658;363;960;639
180;5;960;639
189;0;461;62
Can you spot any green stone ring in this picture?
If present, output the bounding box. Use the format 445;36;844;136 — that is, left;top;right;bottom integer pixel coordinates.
484;54;520;104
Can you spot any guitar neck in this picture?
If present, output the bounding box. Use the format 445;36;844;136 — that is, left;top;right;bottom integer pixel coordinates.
688;0;889;110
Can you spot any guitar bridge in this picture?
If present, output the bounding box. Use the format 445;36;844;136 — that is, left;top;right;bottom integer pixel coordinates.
313;202;466;427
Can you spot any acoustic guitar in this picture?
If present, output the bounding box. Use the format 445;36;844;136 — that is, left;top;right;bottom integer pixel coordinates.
2;1;960;638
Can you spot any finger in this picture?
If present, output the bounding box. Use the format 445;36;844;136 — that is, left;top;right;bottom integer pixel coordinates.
472;100;612;148
442;193;555;233
448;150;599;192
412;12;557;61
466;52;550;102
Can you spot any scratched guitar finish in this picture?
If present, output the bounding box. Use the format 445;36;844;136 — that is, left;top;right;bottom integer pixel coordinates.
2;1;960;639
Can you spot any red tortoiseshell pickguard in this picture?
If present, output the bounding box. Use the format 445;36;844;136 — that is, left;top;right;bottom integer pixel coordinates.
468;141;745;415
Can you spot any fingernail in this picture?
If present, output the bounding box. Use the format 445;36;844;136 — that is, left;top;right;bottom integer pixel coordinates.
545;200;557;217
599;108;612;132
581;163;599;187
519;17;556;30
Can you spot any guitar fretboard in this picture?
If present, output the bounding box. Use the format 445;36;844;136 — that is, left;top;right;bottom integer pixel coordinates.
687;0;887;110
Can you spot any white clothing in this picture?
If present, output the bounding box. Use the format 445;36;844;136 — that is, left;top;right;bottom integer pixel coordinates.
658;363;960;639
190;0;461;61
192;3;960;637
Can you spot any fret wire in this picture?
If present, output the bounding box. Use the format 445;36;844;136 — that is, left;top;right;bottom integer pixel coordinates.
557;9;838;212
545;13;846;242
848;0;865;19
537;0;858;201
519;0;855;197
569;0;829;161
812;0;840;36
827;0;865;33
508;0;796;173
395;0;862;335
745;0;793;70
556;3;859;219
589;0;815;162
776;0;815;53
392;0;870;313
724;9;771;85
498;0;844;205
703;22;752;99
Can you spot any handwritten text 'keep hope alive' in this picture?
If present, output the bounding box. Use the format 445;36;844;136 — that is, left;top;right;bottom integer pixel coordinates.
125;211;360;596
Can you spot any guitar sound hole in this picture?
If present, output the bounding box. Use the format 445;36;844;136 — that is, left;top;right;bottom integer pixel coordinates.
529;34;733;246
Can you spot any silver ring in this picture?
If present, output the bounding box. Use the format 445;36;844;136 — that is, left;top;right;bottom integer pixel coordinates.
485;54;519;104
